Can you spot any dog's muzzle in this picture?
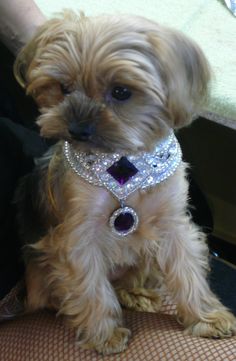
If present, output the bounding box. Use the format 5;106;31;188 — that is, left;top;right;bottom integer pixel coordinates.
68;121;95;141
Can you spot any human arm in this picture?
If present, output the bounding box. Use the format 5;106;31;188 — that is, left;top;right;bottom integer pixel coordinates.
0;0;45;55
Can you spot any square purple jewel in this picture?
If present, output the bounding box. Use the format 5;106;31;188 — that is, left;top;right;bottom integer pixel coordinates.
106;156;138;185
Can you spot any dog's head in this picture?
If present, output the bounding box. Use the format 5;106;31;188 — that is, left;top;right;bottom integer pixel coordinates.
14;11;210;153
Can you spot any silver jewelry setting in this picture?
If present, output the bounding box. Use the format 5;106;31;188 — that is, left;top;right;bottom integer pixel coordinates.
63;131;182;237
109;206;139;236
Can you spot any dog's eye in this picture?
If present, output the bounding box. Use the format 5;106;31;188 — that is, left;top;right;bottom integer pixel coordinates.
60;84;71;95
111;86;132;101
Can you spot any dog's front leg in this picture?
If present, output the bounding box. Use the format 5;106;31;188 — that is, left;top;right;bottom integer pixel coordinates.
59;247;131;354
31;229;130;355
157;216;236;338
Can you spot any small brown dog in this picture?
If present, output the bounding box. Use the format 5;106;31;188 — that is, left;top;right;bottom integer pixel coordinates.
14;10;236;355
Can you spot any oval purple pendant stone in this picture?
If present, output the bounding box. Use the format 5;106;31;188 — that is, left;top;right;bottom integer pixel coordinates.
114;212;135;232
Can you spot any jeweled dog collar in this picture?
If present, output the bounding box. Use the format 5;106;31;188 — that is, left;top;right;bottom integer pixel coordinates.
63;131;182;237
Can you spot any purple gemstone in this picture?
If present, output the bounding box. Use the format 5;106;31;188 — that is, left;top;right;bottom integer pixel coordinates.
107;156;138;185
114;212;135;232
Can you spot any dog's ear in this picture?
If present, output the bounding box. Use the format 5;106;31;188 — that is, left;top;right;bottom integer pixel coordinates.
14;10;81;108
14;21;64;108
147;27;211;128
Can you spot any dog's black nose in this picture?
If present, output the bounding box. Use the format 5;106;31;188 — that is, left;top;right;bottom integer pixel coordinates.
68;122;95;141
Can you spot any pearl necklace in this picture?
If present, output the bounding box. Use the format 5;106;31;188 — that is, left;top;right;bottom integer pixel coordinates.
63;131;182;237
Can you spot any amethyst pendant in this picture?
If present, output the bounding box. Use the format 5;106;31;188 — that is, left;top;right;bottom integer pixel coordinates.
106;156;138;185
109;206;139;236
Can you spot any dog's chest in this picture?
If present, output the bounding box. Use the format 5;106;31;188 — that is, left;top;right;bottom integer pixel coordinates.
63;166;186;269
68;170;180;239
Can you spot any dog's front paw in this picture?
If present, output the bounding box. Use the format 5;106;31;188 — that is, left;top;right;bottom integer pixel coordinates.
91;327;131;355
184;310;236;339
117;287;162;313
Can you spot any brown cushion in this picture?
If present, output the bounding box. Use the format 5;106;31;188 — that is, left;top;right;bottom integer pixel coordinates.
0;285;236;360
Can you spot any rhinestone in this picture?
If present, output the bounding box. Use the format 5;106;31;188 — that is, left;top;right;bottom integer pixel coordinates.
106;156;138;185
63;131;182;208
109;206;139;236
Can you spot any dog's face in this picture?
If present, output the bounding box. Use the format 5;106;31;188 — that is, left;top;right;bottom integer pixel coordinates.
14;11;210;153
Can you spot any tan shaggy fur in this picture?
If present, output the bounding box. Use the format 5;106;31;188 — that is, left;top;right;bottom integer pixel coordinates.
14;10;236;355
